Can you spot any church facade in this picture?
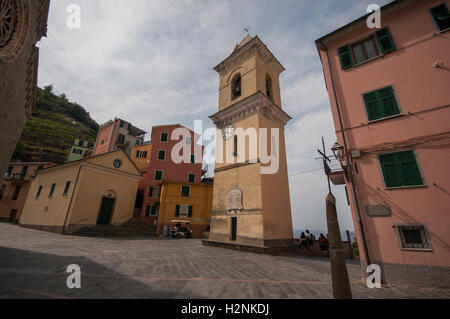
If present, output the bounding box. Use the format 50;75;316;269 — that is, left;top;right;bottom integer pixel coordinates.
205;35;294;250
0;0;50;179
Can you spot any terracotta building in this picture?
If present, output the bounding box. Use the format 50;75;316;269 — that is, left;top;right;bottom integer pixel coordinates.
138;124;204;226
315;0;450;287
93;118;146;156
0;162;55;223
0;0;50;179
19;150;141;234
205;35;294;251
156;179;213;238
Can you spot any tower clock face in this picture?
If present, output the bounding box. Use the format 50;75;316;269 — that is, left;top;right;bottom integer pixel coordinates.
222;125;235;141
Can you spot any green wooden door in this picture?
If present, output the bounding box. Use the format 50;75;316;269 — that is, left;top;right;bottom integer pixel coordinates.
97;197;115;225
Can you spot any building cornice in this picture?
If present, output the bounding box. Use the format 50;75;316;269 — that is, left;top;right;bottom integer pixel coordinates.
214;36;285;75
209;92;292;128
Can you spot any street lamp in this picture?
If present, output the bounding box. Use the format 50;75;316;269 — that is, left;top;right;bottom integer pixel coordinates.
331;141;344;162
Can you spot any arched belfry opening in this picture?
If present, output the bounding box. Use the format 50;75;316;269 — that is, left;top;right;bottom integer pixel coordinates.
231;73;242;100
265;74;273;100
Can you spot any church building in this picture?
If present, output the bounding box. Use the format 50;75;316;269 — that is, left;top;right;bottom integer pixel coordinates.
204;35;294;251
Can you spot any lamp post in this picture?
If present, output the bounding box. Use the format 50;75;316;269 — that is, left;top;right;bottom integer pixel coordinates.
319;138;352;299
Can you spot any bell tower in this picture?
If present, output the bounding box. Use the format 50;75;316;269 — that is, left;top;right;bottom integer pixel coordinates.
205;35;294;250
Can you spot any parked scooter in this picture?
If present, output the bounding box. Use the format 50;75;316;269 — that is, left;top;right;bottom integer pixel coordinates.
171;220;193;239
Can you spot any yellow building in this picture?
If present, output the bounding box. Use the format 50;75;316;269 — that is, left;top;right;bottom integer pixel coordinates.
130;141;152;172
19;150;142;234
155;179;213;238
206;35;294;250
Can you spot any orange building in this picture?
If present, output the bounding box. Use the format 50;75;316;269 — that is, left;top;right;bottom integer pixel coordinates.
155;179;213;238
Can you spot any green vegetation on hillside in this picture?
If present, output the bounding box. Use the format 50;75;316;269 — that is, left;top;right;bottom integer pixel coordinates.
12;85;99;164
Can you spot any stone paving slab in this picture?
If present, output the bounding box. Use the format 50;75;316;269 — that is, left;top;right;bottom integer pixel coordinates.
0;223;449;299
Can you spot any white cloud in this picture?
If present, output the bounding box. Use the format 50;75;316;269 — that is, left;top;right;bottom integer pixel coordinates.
36;0;396;233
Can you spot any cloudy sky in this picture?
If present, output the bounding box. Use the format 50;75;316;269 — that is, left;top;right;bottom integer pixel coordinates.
37;0;392;232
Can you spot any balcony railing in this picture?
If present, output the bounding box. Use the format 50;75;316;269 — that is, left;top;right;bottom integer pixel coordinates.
324;156;346;185
3;173;29;182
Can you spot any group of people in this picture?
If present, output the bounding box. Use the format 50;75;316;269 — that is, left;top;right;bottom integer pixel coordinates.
299;230;329;256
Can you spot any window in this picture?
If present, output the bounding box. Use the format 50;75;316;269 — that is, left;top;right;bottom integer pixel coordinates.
36;186;43;199
231;74;242;100
63;181;71;195
233;135;238;157
72;148;83;155
11;185;21;201
145;204;159;217
188;173;195;183
120;120;125;128
118;134;125;144
100;140;105;145
351;38;378;64
135;140;140;146
49;183;56;198
363;86;400;121
149;186;160;198
0;185;6;200
20;166;28;179
396;224;432;250
136;150;148;158
186;136;192;145
338;27;396;69
7;166;13;175
158;150;166;161
379;150;423;188
181;185;190;197
154;170;163;181
190;155;196;164
265;74;272;99
430;3;450;32
175;205;193;218
160;132;168;142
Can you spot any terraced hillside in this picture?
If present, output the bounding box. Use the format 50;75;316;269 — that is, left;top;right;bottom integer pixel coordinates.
12;85;99;164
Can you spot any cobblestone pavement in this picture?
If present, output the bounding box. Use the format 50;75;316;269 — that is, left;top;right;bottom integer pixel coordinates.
0;223;449;299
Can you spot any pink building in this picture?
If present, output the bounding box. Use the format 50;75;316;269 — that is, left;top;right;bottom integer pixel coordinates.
0;162;55;223
138;124;205;226
93;118;147;156
316;0;450;288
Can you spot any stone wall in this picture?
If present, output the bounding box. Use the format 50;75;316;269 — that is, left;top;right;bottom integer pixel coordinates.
0;0;50;178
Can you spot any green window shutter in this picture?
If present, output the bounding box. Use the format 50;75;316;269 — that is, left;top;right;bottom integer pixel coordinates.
378;86;400;117
363;86;400;121
155;170;163;181
181;186;190;197
363;91;382;121
149;187;153;197
430;4;450;31
188;174;195;183
145;205;151;217
175;205;180;217
338;45;354;70
158;150;165;160
379;153;403;188
188;206;193;218
379;151;422;188
375;27;396;54
397;151;423;186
